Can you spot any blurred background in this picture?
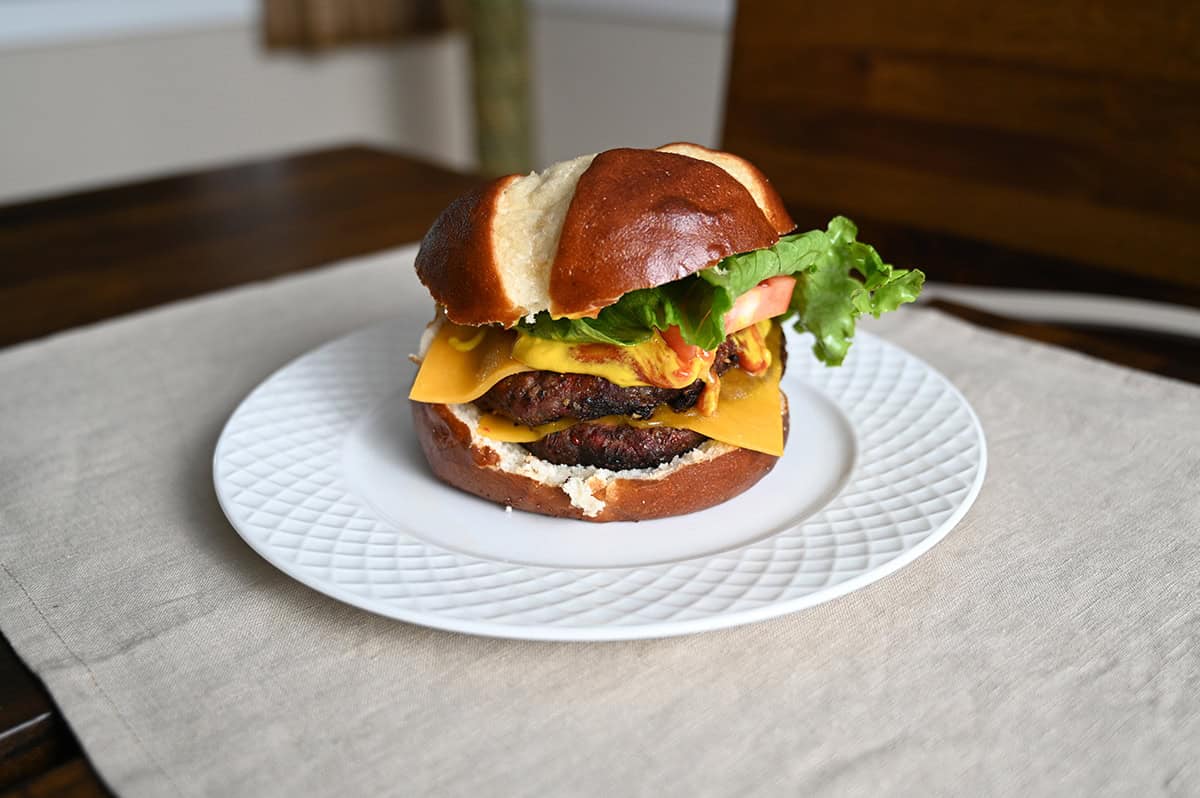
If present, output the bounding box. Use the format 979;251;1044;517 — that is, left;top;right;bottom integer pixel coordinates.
1;0;1197;343
0;0;734;202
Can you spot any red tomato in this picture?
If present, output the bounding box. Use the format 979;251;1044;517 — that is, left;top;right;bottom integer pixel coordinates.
660;324;707;362
722;276;796;333
659;276;795;362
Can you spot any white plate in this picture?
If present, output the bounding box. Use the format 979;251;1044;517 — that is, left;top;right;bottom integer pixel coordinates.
214;320;986;640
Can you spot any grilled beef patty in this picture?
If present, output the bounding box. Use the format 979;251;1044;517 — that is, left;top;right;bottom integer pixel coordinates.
477;338;739;427
523;423;707;470
477;331;785;470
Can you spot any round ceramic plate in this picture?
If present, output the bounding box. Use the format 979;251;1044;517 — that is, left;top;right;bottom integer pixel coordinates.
214;319;986;640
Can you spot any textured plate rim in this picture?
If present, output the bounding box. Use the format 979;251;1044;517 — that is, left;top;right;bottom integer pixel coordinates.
213;326;987;642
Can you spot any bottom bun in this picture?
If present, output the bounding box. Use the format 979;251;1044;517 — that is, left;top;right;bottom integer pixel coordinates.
411;400;787;522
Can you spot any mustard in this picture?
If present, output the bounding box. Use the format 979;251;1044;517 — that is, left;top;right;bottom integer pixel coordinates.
448;328;487;352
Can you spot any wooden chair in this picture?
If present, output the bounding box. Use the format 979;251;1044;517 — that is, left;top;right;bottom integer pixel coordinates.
722;0;1200;305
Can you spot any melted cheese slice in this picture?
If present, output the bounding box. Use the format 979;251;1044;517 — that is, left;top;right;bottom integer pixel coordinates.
512;330;710;389
409;321;531;403
410;321;784;455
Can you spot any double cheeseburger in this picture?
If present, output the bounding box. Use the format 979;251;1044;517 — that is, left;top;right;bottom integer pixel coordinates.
409;143;922;521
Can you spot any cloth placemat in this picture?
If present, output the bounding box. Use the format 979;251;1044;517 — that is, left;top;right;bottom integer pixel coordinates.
1;246;1197;798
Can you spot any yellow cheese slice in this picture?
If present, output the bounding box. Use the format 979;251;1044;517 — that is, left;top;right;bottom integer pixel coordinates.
411;319;785;456
409;321;531;403
475;323;784;456
512;329;709;389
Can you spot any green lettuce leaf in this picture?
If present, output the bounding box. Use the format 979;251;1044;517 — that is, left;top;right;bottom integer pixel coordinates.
518;289;661;345
789;216;924;365
515;216;924;366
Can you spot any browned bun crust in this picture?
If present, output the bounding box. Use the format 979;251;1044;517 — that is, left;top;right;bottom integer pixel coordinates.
413;175;522;326
412;401;787;522
412;144;792;327
655;142;795;235
549;148;780;318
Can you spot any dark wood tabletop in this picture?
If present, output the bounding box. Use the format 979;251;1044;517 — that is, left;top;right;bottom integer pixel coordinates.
0;146;1197;797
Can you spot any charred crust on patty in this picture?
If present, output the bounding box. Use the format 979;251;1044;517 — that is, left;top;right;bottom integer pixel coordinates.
476;337;741;427
524;424;709;470
474;333;786;473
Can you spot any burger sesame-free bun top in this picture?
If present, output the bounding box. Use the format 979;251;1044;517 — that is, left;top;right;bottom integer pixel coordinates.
414;143;795;327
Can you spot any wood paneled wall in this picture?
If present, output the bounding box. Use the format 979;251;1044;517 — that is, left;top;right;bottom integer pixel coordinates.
723;1;1200;289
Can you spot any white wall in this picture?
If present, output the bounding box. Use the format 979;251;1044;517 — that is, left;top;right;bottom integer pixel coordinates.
0;28;474;202
0;2;731;203
532;12;729;167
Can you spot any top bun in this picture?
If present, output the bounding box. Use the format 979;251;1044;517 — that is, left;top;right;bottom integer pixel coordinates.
415;143;795;326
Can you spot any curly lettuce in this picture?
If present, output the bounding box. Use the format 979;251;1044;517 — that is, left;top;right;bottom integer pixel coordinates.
516;216;924;366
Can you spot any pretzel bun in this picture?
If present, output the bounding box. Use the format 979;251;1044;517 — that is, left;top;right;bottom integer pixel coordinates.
412;399;788;522
415;143;795;326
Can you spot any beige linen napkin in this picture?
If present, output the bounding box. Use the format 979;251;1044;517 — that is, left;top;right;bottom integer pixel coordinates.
1;247;1197;798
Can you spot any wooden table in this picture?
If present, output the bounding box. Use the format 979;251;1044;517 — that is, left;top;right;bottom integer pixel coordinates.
0;146;1196;796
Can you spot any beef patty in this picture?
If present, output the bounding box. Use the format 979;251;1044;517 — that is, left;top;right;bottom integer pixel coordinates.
524;423;707;470
477;338;740;427
479;331;785;470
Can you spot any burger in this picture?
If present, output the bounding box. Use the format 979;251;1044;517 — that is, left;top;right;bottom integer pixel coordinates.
408;143;922;521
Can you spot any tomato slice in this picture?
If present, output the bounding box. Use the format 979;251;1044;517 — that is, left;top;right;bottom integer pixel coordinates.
723;276;796;334
658;276;795;362
661;324;707;362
